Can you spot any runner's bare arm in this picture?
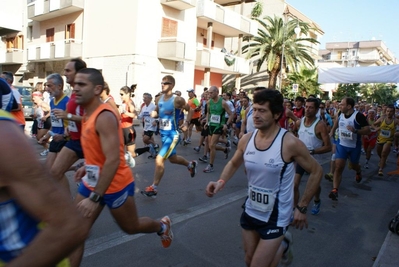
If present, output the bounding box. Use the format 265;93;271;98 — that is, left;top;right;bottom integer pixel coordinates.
0;120;88;267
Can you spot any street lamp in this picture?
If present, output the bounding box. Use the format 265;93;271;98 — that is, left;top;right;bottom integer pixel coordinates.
279;18;301;90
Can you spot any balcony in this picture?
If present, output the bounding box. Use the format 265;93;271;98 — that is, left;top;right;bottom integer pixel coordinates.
197;0;257;37
158;40;187;61
0;49;23;64
27;39;82;61
28;0;84;21
196;48;249;74
215;0;256;6
160;0;196;10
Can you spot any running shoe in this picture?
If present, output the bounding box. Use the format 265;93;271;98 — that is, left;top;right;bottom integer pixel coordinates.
159;216;173;248
193;146;200;153
40;149;49;156
281;231;293;266
141;185;157;198
378;169;383;176
149;144;157;158
182;139;189;146
364;163;369;169
224;147;231;159
311;200;321;215
393;148;398;154
226;139;231;148
188;160;197;178
355;172;362;183
199;155;208;163
203;164;214;173
329;189;338;200
124;152;136;168
186;138;191;144
324;173;333;182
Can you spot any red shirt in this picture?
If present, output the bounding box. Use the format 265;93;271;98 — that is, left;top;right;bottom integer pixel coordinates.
67;93;84;140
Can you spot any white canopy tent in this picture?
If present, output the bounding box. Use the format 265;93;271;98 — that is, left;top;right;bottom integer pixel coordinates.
318;64;399;84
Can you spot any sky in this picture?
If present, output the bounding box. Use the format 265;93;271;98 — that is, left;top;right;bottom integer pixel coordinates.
286;0;399;59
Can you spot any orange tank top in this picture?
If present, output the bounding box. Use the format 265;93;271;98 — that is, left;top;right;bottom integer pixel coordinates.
81;104;133;194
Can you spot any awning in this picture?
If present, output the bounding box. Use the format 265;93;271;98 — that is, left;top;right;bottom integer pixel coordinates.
318;65;399;84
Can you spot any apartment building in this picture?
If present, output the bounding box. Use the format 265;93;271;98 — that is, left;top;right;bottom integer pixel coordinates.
224;0;324;90
318;40;398;99
1;0;258;105
0;0;26;82
319;40;398;67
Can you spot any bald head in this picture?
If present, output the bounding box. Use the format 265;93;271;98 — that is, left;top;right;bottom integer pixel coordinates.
208;86;219;100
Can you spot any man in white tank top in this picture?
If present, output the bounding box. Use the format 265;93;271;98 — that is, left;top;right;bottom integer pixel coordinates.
294;98;331;215
206;89;323;267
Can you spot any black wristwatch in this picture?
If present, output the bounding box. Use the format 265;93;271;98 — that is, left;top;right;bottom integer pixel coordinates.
89;191;103;203
310;149;315;155
296;205;307;214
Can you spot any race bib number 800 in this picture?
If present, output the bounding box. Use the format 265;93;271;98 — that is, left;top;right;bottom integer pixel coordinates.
248;185;275;212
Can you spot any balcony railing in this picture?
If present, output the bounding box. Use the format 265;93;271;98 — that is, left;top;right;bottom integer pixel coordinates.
158;40;187;61
196;48;250;74
197;0;257;37
27;39;82;61
0;49;24;64
160;0;196;10
28;0;84;21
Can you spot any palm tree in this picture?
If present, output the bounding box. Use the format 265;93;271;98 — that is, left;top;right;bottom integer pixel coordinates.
284;67;321;98
242;15;319;89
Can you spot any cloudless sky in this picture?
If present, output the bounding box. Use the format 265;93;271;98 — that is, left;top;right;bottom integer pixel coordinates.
286;0;399;58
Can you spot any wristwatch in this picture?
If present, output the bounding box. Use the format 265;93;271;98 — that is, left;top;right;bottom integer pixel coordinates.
296;205;307;214
67;113;73;119
310;149;315;155
89;191;103;203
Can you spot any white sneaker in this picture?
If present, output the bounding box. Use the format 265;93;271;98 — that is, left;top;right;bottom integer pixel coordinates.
125;152;136;168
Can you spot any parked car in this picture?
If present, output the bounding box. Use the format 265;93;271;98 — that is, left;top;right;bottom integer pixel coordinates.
14;86;34;119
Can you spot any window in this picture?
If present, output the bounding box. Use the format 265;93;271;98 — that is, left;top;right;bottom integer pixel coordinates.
161;18;177;38
6;35;24;51
65;23;75;40
27;26;33;42
46;28;54;42
203;38;214;49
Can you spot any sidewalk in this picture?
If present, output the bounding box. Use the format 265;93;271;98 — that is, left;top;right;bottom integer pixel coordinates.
373;220;399;267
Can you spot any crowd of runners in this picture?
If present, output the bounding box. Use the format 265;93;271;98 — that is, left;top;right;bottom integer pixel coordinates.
1;59;399;266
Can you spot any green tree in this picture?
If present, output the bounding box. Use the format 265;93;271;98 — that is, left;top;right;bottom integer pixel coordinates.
242;16;319;89
333;83;360;101
360;83;398;105
282;67;321;98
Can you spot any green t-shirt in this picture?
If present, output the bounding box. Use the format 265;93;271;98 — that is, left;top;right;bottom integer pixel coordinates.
209;97;225;127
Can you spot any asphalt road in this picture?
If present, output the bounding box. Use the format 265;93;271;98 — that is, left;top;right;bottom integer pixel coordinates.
24;121;399;267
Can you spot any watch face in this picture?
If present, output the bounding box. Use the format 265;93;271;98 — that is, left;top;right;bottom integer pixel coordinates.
67;113;72;119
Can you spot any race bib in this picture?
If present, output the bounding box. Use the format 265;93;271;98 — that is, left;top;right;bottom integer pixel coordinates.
82;165;100;188
248;184;275;212
68;120;78;132
144;117;151;127
210;114;221;124
381;129;391;138
51;113;63;127
340;130;353;140
160;119;171;130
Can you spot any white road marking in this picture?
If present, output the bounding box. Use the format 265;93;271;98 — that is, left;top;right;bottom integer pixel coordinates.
83;189;247;257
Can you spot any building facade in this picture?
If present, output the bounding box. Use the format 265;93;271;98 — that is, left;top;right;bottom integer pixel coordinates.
1;0;258;105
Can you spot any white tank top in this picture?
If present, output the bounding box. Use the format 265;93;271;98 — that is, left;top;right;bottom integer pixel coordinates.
338;111;359;148
297;117;323;161
243;128;295;227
